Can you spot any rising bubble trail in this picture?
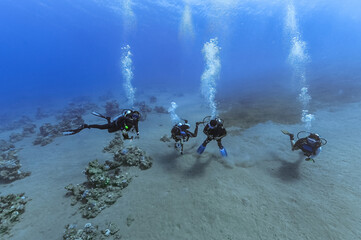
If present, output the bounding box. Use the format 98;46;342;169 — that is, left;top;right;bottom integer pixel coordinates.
168;102;181;124
286;3;314;130
201;38;221;119
121;45;136;108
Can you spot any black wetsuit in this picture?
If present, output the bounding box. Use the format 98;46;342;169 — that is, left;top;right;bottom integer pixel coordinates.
86;116;139;139
171;124;199;142
171;124;199;154
201;124;227;149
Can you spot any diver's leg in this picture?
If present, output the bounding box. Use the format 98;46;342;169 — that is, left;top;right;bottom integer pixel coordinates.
202;137;211;147
290;139;295;149
174;139;180;150
87;124;111;130
63;123;107;135
197;137;211;154
289;134;296;150
282;130;295;150
216;139;224;149
190;124;200;137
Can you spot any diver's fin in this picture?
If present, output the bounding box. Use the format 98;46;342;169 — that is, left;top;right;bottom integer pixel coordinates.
220;148;228;157
281;130;291;136
62;131;76;136
62;130;82;136
281;130;294;140
91;111;106;119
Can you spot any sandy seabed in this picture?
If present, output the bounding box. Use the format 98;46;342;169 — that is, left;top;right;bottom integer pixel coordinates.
1;90;360;240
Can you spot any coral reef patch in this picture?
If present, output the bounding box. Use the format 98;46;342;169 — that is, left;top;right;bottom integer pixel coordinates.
65;159;132;219
63;222;121;240
154;106;168;114
104;100;121;118
0;193;30;235
0;142;31;183
66;133;152;219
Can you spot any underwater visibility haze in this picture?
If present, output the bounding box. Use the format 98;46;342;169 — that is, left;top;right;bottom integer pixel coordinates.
1;0;361;239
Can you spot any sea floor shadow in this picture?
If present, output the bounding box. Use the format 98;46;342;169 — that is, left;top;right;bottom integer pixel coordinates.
158;148;214;178
158;151;180;173
182;155;212;178
269;152;304;182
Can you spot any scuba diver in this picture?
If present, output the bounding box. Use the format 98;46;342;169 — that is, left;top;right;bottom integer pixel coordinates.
281;130;327;162
63;110;140;140
197;116;228;157
171;120;201;154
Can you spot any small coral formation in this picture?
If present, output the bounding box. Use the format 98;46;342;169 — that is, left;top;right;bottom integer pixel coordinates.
65;160;132;219
9;123;37;143
0;116;33;132
104;100;121;118
0;140;15;152
34;100;97;146
99;91;114;102
0;141;31;183
134;101;152;113
59;116;85;132
103;133;124;154
8;133;23;143
63;222;121;240
134;101;152;121
160;135;171;142
0;193;29;235
33;123;61;146
22;123;37;136
126;215;135;227
149;96;157;103
154;106;168;114
57;101;98;121
33;116;84;146
35;107;49;120
103;133;152;170
113;147;152;170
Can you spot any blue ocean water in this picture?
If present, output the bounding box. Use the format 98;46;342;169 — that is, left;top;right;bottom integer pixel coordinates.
1;1;361;239
1;0;361;113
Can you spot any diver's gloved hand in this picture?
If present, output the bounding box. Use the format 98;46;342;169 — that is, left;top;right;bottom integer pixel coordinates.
135;132;140;139
289;133;294;141
196;122;202;126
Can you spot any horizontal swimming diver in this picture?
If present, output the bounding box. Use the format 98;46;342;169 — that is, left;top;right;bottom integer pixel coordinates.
63;110;140;140
282;130;327;162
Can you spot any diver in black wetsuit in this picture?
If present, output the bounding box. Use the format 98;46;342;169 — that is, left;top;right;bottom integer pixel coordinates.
282;130;326;162
64;110;140;140
197;117;227;157
171;120;201;154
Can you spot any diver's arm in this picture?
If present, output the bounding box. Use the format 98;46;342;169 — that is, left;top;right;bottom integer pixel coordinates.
189;123;199;137
203;125;209;135
290;139;296;150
